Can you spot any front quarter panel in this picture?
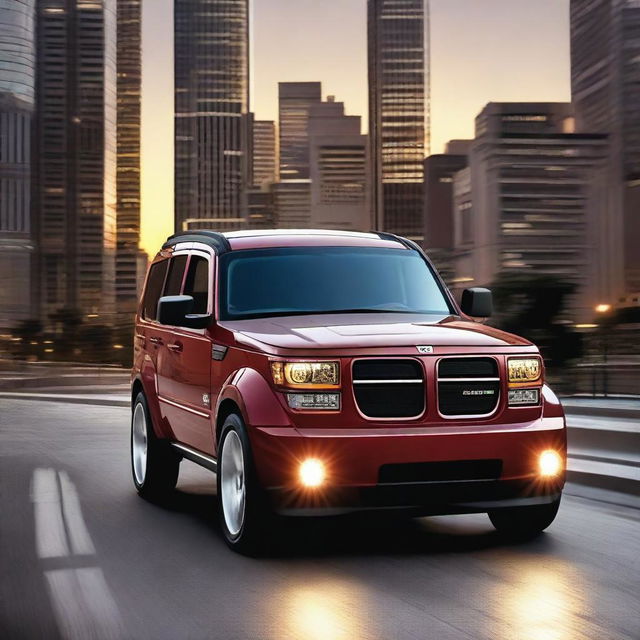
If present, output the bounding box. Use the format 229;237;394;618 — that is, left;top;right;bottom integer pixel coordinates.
215;367;293;450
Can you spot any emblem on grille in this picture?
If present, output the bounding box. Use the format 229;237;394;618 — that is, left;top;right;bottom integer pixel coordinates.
416;346;434;354
462;389;495;396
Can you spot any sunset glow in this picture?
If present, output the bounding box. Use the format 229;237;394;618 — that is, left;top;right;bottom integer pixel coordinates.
140;0;570;256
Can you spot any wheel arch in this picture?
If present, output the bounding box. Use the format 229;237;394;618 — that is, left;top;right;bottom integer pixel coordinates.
214;368;292;453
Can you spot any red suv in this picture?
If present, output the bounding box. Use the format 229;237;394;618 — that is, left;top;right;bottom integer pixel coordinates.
131;229;566;553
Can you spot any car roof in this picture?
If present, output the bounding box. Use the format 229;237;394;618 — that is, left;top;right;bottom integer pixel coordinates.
162;229;411;253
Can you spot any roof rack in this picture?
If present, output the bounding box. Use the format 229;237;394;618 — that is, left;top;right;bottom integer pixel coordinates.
162;230;231;254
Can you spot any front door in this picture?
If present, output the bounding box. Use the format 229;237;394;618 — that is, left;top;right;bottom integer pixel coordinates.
156;251;214;455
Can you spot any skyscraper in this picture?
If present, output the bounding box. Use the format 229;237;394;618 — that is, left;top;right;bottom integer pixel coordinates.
174;0;250;232
252;120;278;189
0;0;35;329
115;0;142;312
276;82;322;228
308;98;371;232
452;103;610;321
33;0;117;323
570;0;640;292
278;82;322;181
368;0;429;240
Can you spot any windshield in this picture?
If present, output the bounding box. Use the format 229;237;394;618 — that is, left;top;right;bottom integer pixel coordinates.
219;246;453;320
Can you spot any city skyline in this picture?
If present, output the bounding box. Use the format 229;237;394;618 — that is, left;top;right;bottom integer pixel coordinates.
141;0;571;255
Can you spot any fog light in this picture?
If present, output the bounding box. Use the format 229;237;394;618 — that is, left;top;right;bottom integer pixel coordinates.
539;450;563;477
287;393;340;410
299;459;325;487
508;388;540;406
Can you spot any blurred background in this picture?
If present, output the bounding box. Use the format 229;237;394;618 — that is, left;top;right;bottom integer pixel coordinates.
0;0;638;396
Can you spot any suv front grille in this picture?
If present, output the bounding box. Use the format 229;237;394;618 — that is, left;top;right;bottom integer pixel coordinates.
353;359;425;418
437;357;500;417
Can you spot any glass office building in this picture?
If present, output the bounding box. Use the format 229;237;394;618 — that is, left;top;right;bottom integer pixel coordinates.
116;0;142;311
571;0;640;292
368;0;429;241
0;0;35;328
33;0;117;322
174;0;250;232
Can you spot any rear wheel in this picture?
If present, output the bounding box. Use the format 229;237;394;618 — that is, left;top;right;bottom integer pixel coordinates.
131;392;180;498
488;496;561;539
217;413;271;554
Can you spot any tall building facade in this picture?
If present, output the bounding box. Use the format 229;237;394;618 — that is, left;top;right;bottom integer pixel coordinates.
368;0;429;240
0;0;35;329
275;82;322;228
570;0;640;292
174;0;250;232
278;82;322;180
33;0;117;323
452;103;610;321
308;98;371;232
252;119;278;189
422;143;470;283
115;0;142;312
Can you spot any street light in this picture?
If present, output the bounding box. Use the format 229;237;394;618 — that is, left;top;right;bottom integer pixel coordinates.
594;303;612;397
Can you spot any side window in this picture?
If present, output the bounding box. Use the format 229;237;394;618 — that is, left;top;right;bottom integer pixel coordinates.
184;255;210;314
164;255;188;296
142;260;169;320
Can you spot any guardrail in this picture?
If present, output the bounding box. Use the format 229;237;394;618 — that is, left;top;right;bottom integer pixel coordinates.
564;402;639;500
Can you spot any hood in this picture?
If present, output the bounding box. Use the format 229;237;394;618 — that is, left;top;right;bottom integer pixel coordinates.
219;313;532;351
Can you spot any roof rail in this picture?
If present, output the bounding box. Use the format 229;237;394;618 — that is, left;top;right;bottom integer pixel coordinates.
162;230;231;254
371;230;413;248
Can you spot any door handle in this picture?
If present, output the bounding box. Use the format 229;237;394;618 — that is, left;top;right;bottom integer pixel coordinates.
167;341;183;353
149;336;163;345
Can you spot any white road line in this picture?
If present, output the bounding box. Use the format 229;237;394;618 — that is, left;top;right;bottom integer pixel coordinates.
45;568;125;640
58;471;96;556
31;468;70;559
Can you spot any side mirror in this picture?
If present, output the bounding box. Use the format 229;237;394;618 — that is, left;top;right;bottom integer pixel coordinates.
157;295;211;329
461;287;493;318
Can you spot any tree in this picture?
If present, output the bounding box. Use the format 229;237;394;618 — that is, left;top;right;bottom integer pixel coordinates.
48;307;83;358
489;272;583;368
11;319;44;359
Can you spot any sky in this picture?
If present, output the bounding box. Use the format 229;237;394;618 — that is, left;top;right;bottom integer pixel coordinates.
140;0;571;256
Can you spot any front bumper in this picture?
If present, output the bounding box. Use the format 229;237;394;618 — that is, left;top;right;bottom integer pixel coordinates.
249;416;566;515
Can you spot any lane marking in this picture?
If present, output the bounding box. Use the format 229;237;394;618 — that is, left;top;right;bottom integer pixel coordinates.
58;471;96;556
45;568;125;640
31;468;70;559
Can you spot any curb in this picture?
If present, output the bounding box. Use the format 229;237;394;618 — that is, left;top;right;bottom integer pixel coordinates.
0;393;130;408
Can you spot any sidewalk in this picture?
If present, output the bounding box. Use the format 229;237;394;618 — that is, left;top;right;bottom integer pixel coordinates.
560;396;640;419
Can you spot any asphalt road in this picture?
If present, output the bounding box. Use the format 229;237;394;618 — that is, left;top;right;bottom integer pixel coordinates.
1;398;638;640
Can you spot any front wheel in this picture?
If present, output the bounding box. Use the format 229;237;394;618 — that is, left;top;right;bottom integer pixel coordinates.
131;392;180;498
217;413;271;554
488;496;561;539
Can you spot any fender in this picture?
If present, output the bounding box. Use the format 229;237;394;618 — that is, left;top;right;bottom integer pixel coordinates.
542;384;566;420
136;354;172;439
215;367;292;433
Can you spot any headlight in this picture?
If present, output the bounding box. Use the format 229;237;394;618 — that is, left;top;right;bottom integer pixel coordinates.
271;361;340;389
507;357;542;386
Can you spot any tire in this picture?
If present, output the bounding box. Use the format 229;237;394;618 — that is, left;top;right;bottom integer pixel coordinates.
488;496;561;539
131;392;180;498
217;413;271;555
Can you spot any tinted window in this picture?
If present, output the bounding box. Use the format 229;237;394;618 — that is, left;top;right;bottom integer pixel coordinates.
142;260;169;320
184;255;209;314
219;247;452;320
164;255;188;296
